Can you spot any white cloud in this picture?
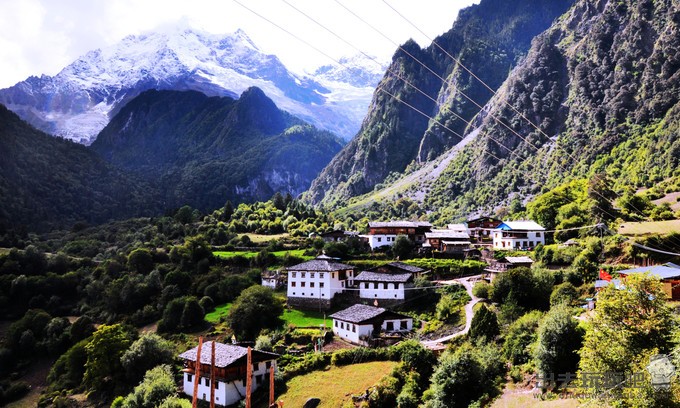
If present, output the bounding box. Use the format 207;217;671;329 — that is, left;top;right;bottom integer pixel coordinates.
0;0;478;88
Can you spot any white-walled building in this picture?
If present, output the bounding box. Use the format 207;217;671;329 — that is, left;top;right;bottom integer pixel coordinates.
330;304;413;346
492;220;546;250
354;271;412;301
285;255;356;310
179;341;278;407
366;221;432;249
261;270;283;289
424;230;471;253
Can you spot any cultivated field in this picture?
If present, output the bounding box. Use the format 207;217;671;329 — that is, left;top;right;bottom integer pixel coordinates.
618;219;680;236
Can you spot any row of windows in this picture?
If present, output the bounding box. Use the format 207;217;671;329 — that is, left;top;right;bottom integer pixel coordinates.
291;292;326;297
362;282;401;290
290;281;325;288
335;320;357;332
186;361;273;386
290;272;325;279
498;240;539;248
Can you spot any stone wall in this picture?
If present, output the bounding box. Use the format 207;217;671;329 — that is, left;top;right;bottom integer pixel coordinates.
287;296;332;310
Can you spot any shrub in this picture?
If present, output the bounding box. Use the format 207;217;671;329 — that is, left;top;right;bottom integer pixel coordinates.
472;282;491;298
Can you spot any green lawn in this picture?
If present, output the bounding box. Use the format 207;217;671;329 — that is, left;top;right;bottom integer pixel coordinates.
282;308;329;328
213;249;313;260
239;233;289;243
277;361;398;407
618;219;680;236
205;303;232;323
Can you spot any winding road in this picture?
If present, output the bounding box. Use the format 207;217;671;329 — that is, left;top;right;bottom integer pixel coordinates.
421;274;483;349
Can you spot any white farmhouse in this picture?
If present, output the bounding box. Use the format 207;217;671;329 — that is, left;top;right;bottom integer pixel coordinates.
178;341;278;407
354;271;412;301
330;304;413;346
285;255;356;310
492;220;546;250
365;221;432;249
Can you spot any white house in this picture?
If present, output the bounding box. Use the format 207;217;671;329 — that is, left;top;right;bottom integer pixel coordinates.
366;221;432;249
261;270;283;289
492;220;546;250
354;271;412;301
330;304;413;346
178;341;278;407
285;255;356;310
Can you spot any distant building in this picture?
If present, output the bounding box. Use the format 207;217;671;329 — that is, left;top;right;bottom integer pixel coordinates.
492;220;545;250
465;217;503;244
261;270;284;289
330;304;413;346
319;230;359;243
615;263;680;300
424;229;471;254
484;256;535;281
354;262;427;305
285;255;356;310
366;221;432;249
179;341;278;407
447;223;468;233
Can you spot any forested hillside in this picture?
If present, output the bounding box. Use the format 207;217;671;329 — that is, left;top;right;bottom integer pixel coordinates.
306;0;574;206
92;88;343;212
0;105;161;232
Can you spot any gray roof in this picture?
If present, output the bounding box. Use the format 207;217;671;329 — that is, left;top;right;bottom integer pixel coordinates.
354;271;413;283
504;256;534;264
497;220;545;231
425;230;470;239
285;257;354;272
330;304;386;323
178;341;278;368
372;261;426;274
368;221;432;228
618;265;680;280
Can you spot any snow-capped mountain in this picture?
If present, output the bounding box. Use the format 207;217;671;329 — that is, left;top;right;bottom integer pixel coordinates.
0;27;385;144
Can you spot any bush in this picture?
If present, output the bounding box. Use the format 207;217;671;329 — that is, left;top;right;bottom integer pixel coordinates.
550;282;579;307
0;381;30;405
472;282;491;298
502;310;543;365
280;353;331;380
469;305;499;343
331;347;392;366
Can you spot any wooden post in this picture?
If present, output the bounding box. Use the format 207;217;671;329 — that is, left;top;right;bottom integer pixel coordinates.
246;346;252;408
210;341;216;408
192;337;204;408
269;365;275;406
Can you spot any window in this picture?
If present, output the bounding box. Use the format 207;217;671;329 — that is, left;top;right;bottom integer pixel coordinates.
301;282;306;287
341;322;344;329
320;282;324;288
291;281;296;287
536;232;541;237
266;361;272;369
320;273;324;278
377;237;382;242
352;324;356;332
205;378;210;386
301;272;306;278
310;273;315;278
386;321;394;331
400;320;408;330
383;283;388;289
293;292;296;295
187;374;193;382
364;283;369;289
335;320;338;327
374;283;378;289
332;273;336;279
310;282;315;288
291;272;297;278
302;292;305;296
215;381;219;389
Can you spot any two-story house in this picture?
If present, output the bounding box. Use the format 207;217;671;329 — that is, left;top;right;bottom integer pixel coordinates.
179;341;278;407
492;220;545;250
330;304;413;346
466;217;503;245
285;255;356;310
424;229;471;253
354;262;428;305
365;221;432;249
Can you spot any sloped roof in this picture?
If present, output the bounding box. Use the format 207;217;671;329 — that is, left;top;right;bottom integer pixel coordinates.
617;265;680;280
497;221;545;231
368;221;432;228
354;271;412;283
382;261;426;273
178;341;278;368
504;256;534;264
447;223;468;231
330;304;386;323
285;257;354;272
425;230;470;239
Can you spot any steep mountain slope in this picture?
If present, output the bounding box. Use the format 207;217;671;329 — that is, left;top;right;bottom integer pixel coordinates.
306;0;574;206
0;28;382;144
0;105;161;231
91;88;343;211
424;0;680;221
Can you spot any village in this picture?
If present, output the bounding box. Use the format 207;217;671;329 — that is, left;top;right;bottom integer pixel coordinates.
177;217;680;407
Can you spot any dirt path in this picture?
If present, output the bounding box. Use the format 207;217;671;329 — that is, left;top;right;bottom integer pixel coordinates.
421;275;483;349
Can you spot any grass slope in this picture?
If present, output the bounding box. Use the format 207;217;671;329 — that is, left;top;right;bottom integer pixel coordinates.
618;219;680;236
277;361;398;407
